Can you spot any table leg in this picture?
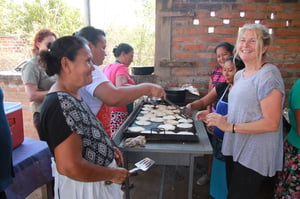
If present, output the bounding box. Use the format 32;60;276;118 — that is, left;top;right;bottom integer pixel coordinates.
159;165;166;199
124;154;130;199
188;155;195;199
46;181;54;199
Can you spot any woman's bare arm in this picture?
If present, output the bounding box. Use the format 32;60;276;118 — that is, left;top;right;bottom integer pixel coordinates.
54;133;129;184
187;87;218;111
24;83;48;102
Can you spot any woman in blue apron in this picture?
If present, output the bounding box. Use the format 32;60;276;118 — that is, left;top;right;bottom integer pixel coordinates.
210;84;229;199
194;56;245;199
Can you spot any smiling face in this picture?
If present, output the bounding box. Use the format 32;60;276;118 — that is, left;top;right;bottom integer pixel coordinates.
216;46;233;67
237;30;258;63
67;45;95;87
222;60;236;85
237;29;268;65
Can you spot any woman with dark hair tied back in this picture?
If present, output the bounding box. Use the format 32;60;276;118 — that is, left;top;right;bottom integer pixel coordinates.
75;26;165;140
103;43;135;138
187;56;245;199
39;36;130;199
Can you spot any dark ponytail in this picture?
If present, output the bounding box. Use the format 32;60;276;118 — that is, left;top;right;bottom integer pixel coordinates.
39;36;88;76
113;43;133;57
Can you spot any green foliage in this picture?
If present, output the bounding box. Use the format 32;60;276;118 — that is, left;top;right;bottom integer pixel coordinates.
0;0;155;69
103;0;155;67
0;0;84;40
0;0;84;70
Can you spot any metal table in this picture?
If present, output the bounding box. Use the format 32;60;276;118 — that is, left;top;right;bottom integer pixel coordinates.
113;110;212;199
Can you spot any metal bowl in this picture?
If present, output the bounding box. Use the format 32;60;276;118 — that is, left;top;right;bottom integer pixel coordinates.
165;87;186;103
131;66;154;75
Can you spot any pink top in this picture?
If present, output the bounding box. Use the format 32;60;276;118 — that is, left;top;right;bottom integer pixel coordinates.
103;62;135;112
210;66;226;112
210;66;226;89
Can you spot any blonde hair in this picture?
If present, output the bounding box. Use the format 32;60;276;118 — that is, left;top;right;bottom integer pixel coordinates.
234;24;271;64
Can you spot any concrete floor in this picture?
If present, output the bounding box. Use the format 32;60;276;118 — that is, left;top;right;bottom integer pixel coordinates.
26;156;275;199
125;156;275;199
126;163;211;199
26;157;212;199
26;161;211;199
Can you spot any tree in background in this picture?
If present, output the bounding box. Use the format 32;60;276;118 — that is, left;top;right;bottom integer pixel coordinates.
0;0;155;71
0;0;84;70
103;0;155;68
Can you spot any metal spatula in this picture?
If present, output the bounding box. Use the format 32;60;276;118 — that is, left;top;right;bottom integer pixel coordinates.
104;157;155;185
164;98;192;119
179;106;193;119
129;157;155;173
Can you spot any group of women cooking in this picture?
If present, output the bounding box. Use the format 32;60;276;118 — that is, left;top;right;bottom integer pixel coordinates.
22;27;165;199
18;22;298;199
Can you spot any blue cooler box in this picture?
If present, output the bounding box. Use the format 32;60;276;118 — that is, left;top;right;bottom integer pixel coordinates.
4;102;24;149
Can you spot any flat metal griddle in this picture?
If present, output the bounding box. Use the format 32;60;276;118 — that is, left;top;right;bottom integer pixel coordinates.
120;100;199;142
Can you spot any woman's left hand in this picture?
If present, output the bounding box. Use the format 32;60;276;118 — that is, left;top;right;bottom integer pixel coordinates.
114;147;124;167
206;113;230;132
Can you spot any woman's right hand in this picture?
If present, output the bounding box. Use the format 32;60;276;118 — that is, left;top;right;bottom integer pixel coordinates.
146;83;166;99
196;110;209;123
110;168;130;184
186;103;192;110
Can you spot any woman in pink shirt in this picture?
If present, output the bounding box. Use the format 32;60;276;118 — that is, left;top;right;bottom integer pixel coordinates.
103;43;135;137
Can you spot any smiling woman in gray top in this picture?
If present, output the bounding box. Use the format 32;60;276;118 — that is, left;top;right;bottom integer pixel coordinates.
206;23;285;199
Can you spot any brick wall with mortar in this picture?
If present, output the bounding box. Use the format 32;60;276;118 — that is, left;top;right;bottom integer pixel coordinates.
0;36;30;70
154;0;300;99
0;73;38;139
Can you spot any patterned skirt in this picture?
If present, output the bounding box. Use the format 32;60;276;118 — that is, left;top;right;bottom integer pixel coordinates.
110;111;128;138
274;139;300;199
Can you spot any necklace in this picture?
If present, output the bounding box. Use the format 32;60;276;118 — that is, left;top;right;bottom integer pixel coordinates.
260;62;266;69
243;62;266;78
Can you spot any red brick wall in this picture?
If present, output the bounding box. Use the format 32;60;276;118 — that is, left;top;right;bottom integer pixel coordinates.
0;36;30;71
156;0;300;100
0;74;38;139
